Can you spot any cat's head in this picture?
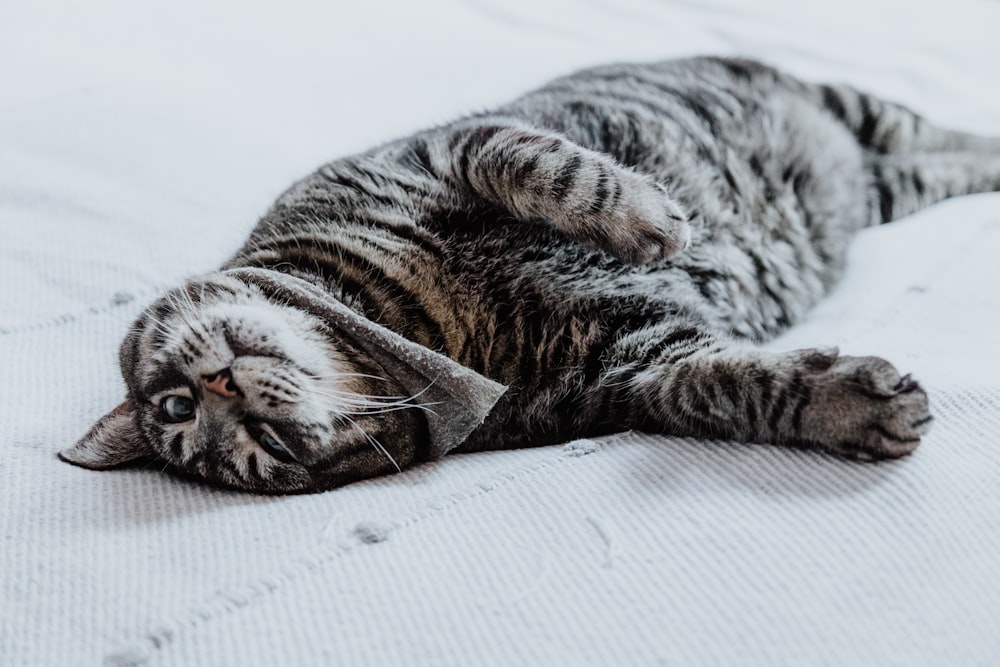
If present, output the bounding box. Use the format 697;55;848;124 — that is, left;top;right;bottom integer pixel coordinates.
60;274;430;493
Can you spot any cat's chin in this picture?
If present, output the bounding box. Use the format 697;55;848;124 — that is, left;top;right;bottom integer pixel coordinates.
200;302;329;374
137;285;335;396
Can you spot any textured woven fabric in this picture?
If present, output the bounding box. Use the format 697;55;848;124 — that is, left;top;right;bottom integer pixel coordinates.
2;1;999;665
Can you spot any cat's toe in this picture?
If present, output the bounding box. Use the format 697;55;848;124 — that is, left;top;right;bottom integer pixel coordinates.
860;381;931;458
623;215;690;264
612;179;690;263
842;361;930;459
801;355;931;461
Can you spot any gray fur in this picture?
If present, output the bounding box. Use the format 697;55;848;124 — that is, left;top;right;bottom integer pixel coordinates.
63;56;1000;493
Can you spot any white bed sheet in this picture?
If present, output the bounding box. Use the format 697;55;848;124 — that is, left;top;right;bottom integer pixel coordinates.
2;1;999;665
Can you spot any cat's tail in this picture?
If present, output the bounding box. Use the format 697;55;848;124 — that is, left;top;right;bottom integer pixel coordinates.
813;83;1000;224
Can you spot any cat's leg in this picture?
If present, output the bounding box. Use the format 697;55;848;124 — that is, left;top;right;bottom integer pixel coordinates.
868;152;1000;224
432;118;691;264
807;84;1000;224
599;325;931;459
815;83;1000;155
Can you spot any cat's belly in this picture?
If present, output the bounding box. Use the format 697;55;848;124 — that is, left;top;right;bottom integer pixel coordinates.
469;92;869;342
445;203;838;351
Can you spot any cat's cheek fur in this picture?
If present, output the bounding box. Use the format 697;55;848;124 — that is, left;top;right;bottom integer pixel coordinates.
59;399;158;469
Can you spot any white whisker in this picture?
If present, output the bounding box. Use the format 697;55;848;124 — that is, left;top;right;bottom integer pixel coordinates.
306;371;393;383
339;403;443;418
341;414;401;472
318;388;411;402
304;386;443;417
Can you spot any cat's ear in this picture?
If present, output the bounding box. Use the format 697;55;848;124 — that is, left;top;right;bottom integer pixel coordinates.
59;398;157;470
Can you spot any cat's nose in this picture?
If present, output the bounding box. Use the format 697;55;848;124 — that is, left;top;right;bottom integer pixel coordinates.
202;368;240;398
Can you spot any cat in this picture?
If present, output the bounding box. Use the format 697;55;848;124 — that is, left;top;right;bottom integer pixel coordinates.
60;56;1000;493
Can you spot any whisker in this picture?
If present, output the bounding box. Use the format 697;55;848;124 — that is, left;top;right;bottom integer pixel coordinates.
305;371;393;383
363;430;401;473
316;388;412;402
166;291;200;337
341;414;401;472
147;316;176;339
339;403;443;418
305;387;443;417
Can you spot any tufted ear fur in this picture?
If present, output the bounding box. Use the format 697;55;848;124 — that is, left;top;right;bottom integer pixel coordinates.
59;399;157;470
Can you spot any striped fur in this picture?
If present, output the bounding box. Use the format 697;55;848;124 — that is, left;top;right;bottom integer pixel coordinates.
66;56;1000;493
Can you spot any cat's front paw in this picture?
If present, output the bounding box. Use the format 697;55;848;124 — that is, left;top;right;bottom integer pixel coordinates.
592;175;690;264
802;354;932;460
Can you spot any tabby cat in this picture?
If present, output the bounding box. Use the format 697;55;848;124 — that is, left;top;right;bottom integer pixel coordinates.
61;57;1000;493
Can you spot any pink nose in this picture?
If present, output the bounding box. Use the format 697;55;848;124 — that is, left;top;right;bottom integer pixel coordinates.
202;369;239;398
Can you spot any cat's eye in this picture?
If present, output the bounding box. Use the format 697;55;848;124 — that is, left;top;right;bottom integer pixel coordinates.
160;395;196;423
247;423;296;463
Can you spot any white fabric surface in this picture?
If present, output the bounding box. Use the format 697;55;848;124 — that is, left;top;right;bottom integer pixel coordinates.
3;1;1000;665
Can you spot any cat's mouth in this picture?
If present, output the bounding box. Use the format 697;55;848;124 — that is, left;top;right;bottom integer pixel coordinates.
220;324;297;368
